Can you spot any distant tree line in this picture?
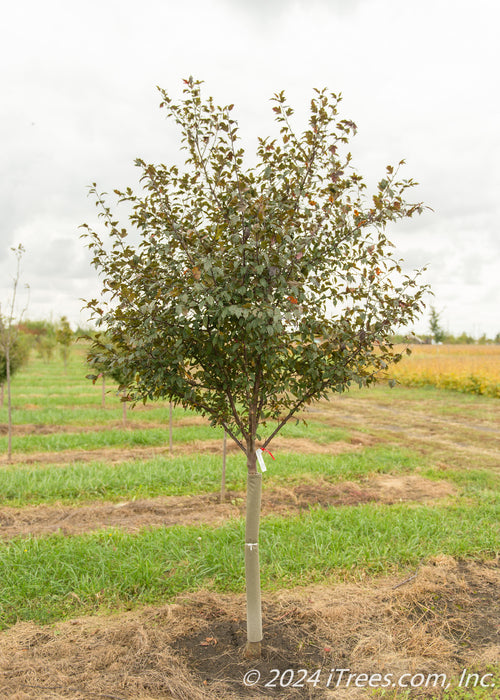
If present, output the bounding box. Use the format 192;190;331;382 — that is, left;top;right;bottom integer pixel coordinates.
391;331;499;345
1;317;81;400
8;316;500;358
390;306;499;345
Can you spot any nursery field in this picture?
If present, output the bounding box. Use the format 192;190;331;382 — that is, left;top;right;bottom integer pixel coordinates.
0;346;498;699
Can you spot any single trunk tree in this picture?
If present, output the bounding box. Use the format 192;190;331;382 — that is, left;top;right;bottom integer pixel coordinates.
86;348;133;425
6;344;12;459
122;395;127;426
82;78;428;656
55;315;73;370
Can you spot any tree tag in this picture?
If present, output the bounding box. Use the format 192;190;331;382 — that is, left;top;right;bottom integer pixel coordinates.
256;448;275;473
256;450;267;472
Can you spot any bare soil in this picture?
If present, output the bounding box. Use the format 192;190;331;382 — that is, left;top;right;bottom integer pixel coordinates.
0;415;209;436
0;556;498;699
0;475;455;539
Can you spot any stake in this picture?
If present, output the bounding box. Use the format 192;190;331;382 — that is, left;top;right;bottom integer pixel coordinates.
169;402;173;453
6;346;12;462
220;430;227;503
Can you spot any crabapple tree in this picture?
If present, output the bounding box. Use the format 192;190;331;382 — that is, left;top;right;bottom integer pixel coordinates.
82;78;428;657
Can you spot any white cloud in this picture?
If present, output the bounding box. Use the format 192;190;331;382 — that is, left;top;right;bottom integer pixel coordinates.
1;0;499;336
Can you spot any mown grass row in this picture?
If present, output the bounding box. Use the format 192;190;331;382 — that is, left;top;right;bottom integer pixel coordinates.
0;500;498;628
0;447;420;505
0;420;349;455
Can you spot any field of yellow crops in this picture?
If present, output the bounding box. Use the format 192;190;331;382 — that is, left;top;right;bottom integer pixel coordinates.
389;344;500;398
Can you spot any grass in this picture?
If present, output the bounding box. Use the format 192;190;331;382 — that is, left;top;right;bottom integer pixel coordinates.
343;382;499;416
371;665;500;698
423;466;500;500
0;420;349;455
2;349;351;449
0;446;422;505
0;500;497;628
1;344;499;643
0;425;221;453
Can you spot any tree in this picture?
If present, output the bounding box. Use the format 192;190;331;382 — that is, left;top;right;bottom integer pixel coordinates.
37;323;57;362
82;78;428;657
0;244;29;462
429;306;445;344
0;336;29;408
86;342;134;425
457;331;475;345
55;316;73;370
18;319;57;359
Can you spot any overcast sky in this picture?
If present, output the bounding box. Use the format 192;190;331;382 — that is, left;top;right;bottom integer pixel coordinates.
1;0;499;337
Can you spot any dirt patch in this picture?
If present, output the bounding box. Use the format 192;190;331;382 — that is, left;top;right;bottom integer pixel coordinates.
0;556;498;698
0;475;456;539
0;420;182;437
0;423;71;436
0;416;210;436
0;445;175;467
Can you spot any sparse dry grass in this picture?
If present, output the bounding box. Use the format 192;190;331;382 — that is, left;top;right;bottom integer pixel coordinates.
0;556;498;699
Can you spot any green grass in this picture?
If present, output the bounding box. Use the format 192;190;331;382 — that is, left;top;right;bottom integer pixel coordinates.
2;345;499;642
0;420;349;454
0;446;422;505
423;467;500;500
0;425;221;453
0;500;497;628
0;404;182;425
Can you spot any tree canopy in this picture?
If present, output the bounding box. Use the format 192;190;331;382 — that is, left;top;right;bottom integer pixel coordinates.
55;316;73;368
82;77;428;461
429;306;446;344
0;335;29;385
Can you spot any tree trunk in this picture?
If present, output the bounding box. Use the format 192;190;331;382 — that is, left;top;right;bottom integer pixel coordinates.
220;430;227;503
101;375;106;408
244;447;263;658
122;398;127;427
